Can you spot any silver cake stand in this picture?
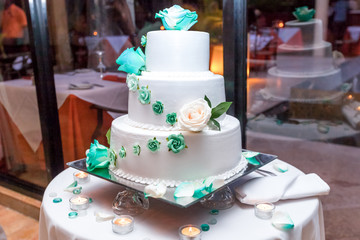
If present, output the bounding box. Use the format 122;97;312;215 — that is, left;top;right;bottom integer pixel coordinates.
67;150;277;214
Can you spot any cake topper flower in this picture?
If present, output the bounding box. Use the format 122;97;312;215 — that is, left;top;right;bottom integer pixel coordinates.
293;6;315;22
86;140;111;171
155;5;198;31
116;47;145;75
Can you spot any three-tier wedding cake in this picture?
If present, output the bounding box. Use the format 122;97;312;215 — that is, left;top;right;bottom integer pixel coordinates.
94;6;248;187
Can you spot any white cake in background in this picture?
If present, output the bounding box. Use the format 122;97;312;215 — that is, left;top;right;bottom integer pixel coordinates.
265;18;342;99
110;30;246;186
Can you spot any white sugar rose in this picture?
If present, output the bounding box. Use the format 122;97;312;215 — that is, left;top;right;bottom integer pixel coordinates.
126;74;139;92
179;99;211;132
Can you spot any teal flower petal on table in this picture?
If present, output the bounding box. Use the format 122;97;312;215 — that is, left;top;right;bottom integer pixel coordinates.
155;5;198;31
272;211;295;230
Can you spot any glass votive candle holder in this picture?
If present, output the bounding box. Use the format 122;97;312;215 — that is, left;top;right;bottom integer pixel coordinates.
254;202;275;219
73;171;90;184
112;215;134;235
179;224;202;240
69;195;90;211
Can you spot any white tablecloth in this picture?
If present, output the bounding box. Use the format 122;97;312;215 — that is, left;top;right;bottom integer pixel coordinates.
39;160;325;240
0;71;128;151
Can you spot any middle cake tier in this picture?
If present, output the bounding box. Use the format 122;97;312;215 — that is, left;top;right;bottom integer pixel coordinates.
110;115;246;186
128;71;225;129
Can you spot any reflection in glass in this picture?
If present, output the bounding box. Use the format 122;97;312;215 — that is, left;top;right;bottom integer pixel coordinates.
0;0;47;187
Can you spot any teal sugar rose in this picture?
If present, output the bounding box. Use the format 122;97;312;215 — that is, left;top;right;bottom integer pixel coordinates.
133;144;141;156
152;101;164;115
86;140;111;171
293;6;315;22
116;47;146;75
126;74;139;92
119;146;126;159
141;35;147;47
147;137;161;152
166;133;187;154
155;5;198;31
166;112;177;126
138;86;151;104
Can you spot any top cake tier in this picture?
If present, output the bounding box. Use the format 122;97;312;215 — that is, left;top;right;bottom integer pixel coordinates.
285;19;323;47
145;30;210;72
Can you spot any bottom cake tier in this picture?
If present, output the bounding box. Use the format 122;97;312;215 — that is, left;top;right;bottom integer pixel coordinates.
110;115;246;186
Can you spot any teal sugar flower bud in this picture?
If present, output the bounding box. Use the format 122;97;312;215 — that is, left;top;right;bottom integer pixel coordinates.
86;140;111;171
292;6;315;22
141;35;147;47
138;86;151;104
166;112;177;126
166;133;187;154
155;5;198;31
148;137;161;152
119;146;126;159
133;144;141;156
126;74;139;92
116;47;146;75
152;101;164;115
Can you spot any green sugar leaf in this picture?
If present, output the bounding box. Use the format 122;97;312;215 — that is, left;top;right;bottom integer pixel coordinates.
211;102;232;119
210;118;221;131
204;95;212;108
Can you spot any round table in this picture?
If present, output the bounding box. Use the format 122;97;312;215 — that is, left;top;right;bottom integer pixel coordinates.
39;160;325;240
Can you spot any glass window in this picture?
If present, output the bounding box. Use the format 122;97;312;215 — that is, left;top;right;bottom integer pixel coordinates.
0;0;48;187
246;1;360;239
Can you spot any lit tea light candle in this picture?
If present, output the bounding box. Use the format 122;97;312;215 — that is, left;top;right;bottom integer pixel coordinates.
254;203;275;219
179;225;202;240
73;171;90;184
112;215;134;235
69;195;89;211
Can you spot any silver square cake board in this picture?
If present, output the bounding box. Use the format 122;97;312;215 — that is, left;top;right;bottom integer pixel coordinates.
67;150;277;208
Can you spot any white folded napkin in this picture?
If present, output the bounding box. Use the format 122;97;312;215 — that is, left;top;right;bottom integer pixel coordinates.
234;173;330;205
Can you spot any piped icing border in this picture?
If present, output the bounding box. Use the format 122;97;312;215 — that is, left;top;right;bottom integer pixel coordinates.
109;155;248;187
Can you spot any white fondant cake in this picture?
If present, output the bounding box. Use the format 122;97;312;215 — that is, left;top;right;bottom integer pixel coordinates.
265;18;342;99
109;30;246;186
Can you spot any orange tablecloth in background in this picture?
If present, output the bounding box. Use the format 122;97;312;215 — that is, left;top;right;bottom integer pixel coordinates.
0;94;113;172
341;28;360;56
